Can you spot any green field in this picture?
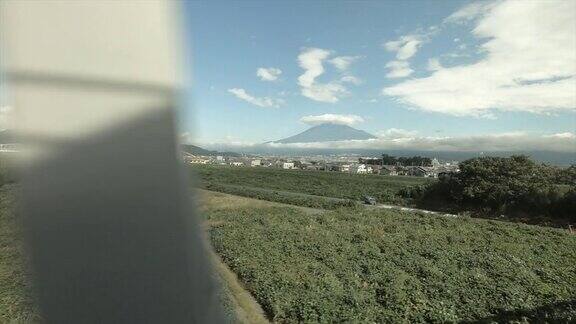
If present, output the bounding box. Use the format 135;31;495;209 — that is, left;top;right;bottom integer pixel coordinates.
191;164;430;205
206;199;576;322
3;165;575;323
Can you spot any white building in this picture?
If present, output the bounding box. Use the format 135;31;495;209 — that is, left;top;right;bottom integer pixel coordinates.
355;164;370;174
282;162;295;169
230;161;244;167
251;159;261;167
187;157;209;164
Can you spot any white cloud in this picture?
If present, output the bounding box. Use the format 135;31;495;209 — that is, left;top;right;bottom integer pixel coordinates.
228;88;284;108
329;56;360;71
340;75;362;85
256;67;282;81
384;34;424;60
544;132;576;139
297;48;359;103
385;61;414;78
265;132;576;152
444;1;497;23
383;31;434;79
301;83;349;103
298;48;330;88
427;58;443;71
377;128;418;139
300;113;365;126
383;0;576;116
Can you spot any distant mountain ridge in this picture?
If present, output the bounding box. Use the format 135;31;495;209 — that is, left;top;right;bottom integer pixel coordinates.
273;123;376;144
181;144;240;157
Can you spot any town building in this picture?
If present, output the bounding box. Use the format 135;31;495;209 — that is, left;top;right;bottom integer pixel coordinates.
282;162;295;169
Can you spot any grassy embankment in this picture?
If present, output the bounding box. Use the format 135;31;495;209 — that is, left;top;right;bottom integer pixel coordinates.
0;185;40;323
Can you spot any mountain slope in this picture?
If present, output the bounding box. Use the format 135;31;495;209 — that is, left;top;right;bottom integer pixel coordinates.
181;144;240;157
273;123;376;144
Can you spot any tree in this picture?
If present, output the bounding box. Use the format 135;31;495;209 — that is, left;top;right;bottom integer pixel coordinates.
554;165;576;185
381;154;397;165
435;156;567;214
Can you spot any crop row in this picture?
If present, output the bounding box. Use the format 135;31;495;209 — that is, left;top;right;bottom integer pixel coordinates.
206;204;576;323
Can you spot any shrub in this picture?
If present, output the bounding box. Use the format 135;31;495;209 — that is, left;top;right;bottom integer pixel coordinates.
552;188;576;222
419;155;575;221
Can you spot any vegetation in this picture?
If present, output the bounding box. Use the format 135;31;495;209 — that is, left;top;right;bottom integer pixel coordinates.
409;156;576;224
555;164;576;185
0;185;40;323
191;164;430;205
361;154;433;167
204;183;359;210
206;202;576;323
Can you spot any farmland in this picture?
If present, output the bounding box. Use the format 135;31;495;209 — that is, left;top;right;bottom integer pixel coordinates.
191;164;430;205
204;192;576;322
2;166;575;323
194;165;576;322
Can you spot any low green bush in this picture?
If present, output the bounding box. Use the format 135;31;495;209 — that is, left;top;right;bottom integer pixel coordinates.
207;205;576;322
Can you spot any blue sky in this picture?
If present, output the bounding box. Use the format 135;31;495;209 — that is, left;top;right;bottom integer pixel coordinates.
181;0;575;152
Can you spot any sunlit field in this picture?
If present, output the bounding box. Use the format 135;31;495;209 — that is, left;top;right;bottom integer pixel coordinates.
2;182;576;323
203;191;576;323
192;164;430;205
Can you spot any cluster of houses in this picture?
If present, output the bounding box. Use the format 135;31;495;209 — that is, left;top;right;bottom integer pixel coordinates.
183;152;459;178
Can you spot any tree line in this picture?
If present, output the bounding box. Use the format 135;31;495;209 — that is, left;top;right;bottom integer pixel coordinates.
401;155;575;225
360;154;432;166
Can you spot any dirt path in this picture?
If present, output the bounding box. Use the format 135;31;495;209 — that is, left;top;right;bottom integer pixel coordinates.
368;203;458;218
200;187;457;218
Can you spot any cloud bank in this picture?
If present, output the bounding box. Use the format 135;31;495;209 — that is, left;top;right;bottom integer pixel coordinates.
265;131;576;153
383;0;576;116
300;113;365;126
